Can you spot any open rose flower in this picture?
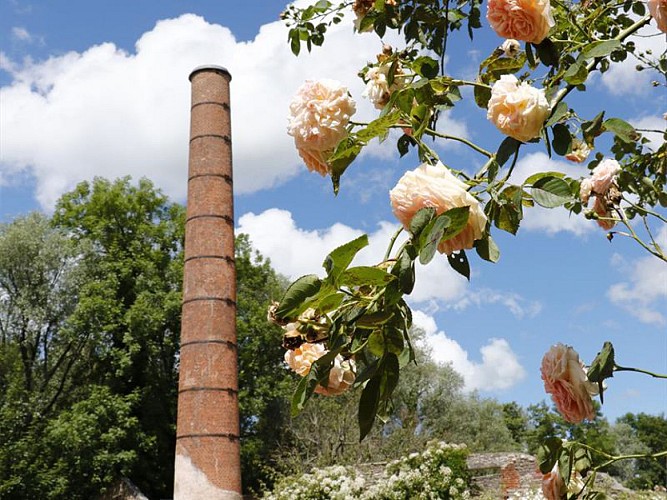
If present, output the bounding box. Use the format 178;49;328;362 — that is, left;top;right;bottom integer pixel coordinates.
487;75;550;142
593;196;616;230
588;158;621;195
579;159;621;230
649;0;667;33
487;0;554;44
541;343;599;423
284;343;355;396
287;79;356;176
390;162;487;255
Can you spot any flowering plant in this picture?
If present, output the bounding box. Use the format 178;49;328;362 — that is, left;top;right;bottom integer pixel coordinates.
275;0;666;497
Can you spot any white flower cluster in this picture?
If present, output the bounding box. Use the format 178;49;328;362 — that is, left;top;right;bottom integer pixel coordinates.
364;441;470;500
264;465;365;500
264;441;470;500
508;488;547;500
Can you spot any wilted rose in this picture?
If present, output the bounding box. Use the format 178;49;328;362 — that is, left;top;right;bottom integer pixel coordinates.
487;75;550;142
648;0;667;33
363;63;407;110
565;139;591;164
287;79;356;176
487;0;555;44
284;342;356;396
285;342;327;377
593;196;616;230
390;162;487;255
315;356;356;396
541;465;565;500
541;343;599;423
500;38;521;57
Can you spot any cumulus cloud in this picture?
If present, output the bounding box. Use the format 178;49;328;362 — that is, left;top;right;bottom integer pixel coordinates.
412;310;526;391
607;227;667;325
0;11;471;209
630;114;666;151
449;288;542;319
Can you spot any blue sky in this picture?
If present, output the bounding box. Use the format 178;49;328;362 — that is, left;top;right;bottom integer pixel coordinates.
1;0;665;421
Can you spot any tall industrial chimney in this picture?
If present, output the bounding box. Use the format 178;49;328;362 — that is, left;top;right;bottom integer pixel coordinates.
174;65;242;500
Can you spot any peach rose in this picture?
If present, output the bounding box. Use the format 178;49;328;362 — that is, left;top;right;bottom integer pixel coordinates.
593;196;616;230
541;343;599;423
541;465;565;500
487;75;550;142
589;158;621;195
284;342;356;396
579;178;593;205
487;0;555;44
389;162;487;255
287;79;356;176
648;0;667;33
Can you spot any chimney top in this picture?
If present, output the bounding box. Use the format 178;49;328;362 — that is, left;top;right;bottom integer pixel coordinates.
189;65;231;81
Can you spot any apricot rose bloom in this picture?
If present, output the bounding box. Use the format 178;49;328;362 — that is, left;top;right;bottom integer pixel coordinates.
363;64;406;110
487;75;550;143
487;0;554;44
589;158;621;195
389;162;487;255
287;79;356;176
541;344;599;423
542;464;585;500
648;0;667;33
284;343;356;396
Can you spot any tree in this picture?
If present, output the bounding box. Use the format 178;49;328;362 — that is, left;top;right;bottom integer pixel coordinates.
502;401;529;449
616;412;667;489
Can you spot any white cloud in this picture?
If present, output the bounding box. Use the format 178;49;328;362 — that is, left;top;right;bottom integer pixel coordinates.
11;27;31;42
509;152;593;236
1;12;468;210
599;23;666;96
236;208;469;305
237;208;541;315
630;114;666;151
607;228;667;325
412;310;526;391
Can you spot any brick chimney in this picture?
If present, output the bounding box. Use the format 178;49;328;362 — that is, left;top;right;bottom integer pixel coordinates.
174;65;242;500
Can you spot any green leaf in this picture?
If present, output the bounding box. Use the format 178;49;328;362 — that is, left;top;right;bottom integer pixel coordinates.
357;311;394;328
496;137;521;167
534;38;559;67
473;84;491;109
582;111;605;145
393;250;415;294
413;56;439;79
409;206;436;236
523;171;565;186
531;176;572;208
563;59;589;85
440;206;470;242
276;274;322;318
545;101;569;127
552;123;573;156
418;214;451;265
339;266;396;287
538;436;564;474
323;235;369;284
328;137;362;194
603;118;638;144
474;235;500;263
587;341;615;404
581;40;621;60
316;292;345;313
447;250;470;280
358;373;381;440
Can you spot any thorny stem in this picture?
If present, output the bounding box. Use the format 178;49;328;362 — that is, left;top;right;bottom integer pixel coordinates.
596;450;667;471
